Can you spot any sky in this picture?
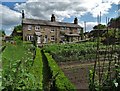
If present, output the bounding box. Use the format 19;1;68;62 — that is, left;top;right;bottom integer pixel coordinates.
0;0;120;35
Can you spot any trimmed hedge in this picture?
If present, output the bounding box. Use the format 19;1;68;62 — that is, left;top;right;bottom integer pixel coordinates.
29;47;43;90
44;52;76;91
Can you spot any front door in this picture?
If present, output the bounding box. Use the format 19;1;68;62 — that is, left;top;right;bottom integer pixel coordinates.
44;35;47;43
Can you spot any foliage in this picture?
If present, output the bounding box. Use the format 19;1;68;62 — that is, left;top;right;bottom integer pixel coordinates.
89;64;120;91
101;29;120;44
0;30;5;37
29;47;43;90
11;25;22;39
109;16;120;22
43;42;105;62
44;52;76;91
93;24;106;29
2;43;36;90
13;25;22;32
13;36;22;45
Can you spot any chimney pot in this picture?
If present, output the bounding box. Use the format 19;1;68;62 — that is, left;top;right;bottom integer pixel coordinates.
74;17;78;24
51;14;56;22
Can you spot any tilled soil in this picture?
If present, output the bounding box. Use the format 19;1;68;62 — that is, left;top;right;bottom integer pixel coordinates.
58;61;115;91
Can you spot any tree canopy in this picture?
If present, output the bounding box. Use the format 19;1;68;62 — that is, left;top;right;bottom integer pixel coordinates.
108;16;120;28
14;25;22;32
0;30;6;37
93;24;106;29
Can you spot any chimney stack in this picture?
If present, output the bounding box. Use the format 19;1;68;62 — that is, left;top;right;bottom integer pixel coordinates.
74;17;78;24
22;10;25;19
51;14;56;22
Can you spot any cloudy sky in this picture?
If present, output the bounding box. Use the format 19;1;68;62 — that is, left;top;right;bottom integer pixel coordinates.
0;0;120;35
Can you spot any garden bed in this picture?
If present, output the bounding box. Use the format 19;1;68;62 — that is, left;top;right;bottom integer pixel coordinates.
2;43;36;90
58;60;116;90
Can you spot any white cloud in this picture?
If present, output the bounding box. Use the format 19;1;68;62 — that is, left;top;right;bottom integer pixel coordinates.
1;0;119;35
0;4;21;35
79;21;98;32
14;0;119;19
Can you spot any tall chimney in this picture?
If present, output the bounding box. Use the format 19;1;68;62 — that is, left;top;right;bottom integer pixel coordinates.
51;14;55;22
22;10;25;19
74;17;78;24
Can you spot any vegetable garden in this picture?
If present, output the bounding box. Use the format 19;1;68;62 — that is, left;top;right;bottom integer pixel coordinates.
1;42;76;90
43;42;120;90
43;42;120;62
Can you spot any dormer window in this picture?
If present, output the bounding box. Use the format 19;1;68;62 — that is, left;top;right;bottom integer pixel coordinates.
35;26;40;30
28;25;32;30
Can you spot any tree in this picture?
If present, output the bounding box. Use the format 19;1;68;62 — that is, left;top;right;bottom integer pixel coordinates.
11;25;22;38
0;30;6;37
93;24;106;30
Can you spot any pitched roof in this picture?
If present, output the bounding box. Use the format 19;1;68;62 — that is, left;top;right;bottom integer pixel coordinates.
22;18;82;28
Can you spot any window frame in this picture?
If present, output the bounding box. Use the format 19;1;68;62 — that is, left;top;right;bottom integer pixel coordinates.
51;36;55;41
28;25;32;30
35;26;41;31
51;27;55;32
27;35;33;41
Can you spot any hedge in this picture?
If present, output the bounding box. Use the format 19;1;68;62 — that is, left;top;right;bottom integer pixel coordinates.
44;52;76;91
29;47;43;90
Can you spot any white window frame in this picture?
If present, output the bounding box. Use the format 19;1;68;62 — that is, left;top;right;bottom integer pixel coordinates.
51;27;55;32
51;36;55;41
66;27;69;30
27;35;33;41
28;25;32;30
35;26;40;30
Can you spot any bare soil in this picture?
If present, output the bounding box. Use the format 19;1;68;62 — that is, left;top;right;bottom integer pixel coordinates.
57;61;95;90
57;60;116;91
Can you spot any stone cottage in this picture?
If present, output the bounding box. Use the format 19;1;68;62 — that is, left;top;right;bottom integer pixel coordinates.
22;11;83;44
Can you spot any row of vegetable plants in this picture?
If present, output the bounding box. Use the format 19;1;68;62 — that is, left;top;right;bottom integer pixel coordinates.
89;63;120;91
43;42;120;62
1;43;38;90
43;50;76;91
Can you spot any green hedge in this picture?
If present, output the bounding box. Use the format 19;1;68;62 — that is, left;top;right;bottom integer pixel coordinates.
29;47;43;90
44;52;76;91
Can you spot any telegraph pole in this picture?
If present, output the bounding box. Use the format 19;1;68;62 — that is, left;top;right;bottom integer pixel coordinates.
84;21;86;40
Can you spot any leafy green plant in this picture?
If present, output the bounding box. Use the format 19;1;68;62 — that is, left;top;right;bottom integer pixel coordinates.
2;43;37;90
